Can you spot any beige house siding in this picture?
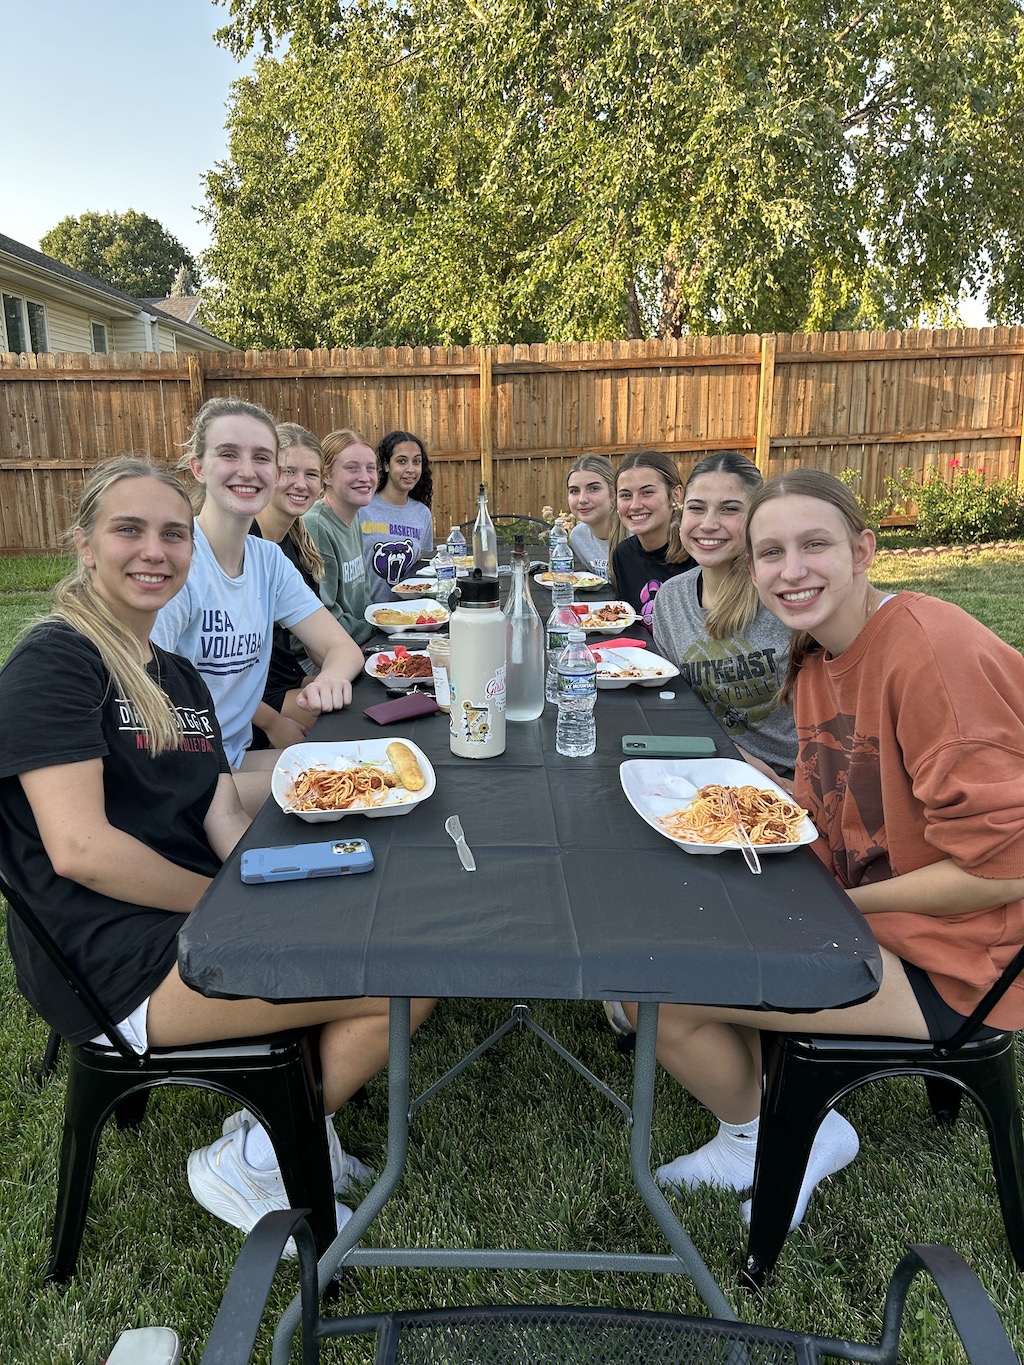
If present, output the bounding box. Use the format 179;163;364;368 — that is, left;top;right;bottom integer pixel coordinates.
0;236;234;356
37;296;95;352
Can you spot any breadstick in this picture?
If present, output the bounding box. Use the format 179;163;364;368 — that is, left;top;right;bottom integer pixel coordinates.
386;742;424;791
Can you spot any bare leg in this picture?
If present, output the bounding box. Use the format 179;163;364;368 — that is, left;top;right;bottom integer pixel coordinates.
231;757;275;818
148;966;436;1111
623;945;926;1125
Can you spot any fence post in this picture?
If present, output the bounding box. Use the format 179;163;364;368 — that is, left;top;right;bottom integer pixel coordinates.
754;334;776;475
479;346;494;493
188;353;206;416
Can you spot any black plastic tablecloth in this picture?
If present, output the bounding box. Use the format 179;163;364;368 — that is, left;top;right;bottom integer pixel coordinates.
180;679;881;1012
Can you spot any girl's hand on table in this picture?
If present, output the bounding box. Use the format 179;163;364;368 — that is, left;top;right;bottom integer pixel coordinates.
296;673;354;715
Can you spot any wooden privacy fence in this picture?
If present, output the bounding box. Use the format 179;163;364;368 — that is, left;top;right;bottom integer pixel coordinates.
3;328;1024;553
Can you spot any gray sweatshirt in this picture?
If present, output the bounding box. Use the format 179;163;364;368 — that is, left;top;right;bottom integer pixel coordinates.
652;570;797;775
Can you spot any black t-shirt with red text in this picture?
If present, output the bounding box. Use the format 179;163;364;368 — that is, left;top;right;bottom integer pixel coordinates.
0;622;229;1042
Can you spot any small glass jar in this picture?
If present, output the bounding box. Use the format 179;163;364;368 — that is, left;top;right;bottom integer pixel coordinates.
428;635;451;711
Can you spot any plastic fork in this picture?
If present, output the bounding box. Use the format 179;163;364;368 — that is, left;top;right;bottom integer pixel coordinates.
727;790;762;874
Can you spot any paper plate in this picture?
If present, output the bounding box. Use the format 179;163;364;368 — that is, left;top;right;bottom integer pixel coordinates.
619;757;816;854
364;650;434;688
572;600;637;633
591;646;679;689
364;600;450;634
533;569;609;592
273;739;436;822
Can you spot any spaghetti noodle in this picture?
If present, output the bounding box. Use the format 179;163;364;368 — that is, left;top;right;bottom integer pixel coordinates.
375;653;433;679
658;783;806;846
287;764;397;811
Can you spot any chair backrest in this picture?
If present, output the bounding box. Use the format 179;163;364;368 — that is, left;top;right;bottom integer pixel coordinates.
458;516;553;547
0;868;142;1064
942;940;1024;1052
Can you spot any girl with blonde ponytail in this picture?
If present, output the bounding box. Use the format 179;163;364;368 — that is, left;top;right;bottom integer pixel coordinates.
0;455;432;1244
653;450;797;784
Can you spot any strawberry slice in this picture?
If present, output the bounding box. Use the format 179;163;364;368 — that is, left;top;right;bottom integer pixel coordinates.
393;645;409;658
569;603;588;617
416;614;430;625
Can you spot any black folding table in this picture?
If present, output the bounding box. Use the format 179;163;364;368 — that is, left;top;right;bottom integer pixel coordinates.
180;673;881;1362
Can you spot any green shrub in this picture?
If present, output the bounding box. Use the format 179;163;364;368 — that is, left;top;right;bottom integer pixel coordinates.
889;460;1024;544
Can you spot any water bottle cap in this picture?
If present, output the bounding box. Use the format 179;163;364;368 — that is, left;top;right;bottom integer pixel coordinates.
567;628;585;642
458;568;500;604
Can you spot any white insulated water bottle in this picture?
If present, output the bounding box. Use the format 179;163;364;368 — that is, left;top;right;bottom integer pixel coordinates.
448;570;507;758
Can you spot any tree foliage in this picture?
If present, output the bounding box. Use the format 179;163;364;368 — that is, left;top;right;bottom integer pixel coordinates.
202;0;1024;347
40;210;201;300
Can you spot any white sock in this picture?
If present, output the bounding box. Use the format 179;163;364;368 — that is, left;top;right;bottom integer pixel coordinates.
241;1120;279;1172
741;1109;860;1230
656;1116;760;1194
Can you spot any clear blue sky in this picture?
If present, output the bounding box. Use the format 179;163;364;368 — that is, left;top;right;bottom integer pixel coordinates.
3;0;255;263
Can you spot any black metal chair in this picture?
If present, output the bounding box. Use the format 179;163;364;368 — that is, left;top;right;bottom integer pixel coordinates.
0;872;337;1280
744;943;1024;1287
458;515;553;547
198;1209;1021;1364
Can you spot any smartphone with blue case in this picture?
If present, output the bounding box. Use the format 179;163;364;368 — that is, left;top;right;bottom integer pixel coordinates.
240;839;374;883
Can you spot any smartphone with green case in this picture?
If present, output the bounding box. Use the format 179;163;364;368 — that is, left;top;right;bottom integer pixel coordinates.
620;735;717;757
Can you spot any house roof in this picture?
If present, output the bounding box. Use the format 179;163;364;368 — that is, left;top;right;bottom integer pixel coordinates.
0;231;234;349
143;294;202;324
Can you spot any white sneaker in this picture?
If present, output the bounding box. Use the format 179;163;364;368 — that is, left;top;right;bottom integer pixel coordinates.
602;1001;634;1037
222;1108;374;1196
188;1124;352;1254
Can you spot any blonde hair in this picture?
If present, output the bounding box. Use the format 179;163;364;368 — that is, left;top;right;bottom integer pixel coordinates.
178;397;279;511
276;423;325;581
745;469;869;701
44;456;194;758
667;451;763;639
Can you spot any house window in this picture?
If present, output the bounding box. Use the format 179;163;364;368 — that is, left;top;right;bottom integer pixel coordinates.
2;292;49;353
91;321;108;354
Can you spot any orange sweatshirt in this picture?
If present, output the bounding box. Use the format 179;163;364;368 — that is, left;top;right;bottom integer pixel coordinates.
794;592;1024;1028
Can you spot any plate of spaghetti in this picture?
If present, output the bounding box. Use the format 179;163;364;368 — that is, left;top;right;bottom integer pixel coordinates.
619;757;816;854
272;739;436;822
364;649;434;688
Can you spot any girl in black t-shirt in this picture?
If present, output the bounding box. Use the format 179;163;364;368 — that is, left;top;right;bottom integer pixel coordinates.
0;456;434;1245
609;450;693;630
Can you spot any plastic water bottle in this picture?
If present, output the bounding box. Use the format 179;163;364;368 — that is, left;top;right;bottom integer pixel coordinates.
548;517;573;576
472;484;499;577
555;628;597;757
545;578;578;703
432;540;457;611
503;535;545;721
447;524;467;559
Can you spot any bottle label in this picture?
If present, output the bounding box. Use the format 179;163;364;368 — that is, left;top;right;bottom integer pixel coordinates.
436;565;456;584
551;551;573;574
556;671;597;701
547;629;570;651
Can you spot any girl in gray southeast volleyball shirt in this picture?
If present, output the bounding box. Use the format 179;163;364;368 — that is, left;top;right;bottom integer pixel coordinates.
653;568;796;776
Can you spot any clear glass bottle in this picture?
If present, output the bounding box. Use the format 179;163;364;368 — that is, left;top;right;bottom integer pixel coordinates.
472;483;499;578
503;534;545;721
545;578;578;704
448;570;506;758
548;517;573;576
555;628;597;757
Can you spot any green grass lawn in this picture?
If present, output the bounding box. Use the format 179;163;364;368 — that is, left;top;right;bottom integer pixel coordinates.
1;552;1023;1363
